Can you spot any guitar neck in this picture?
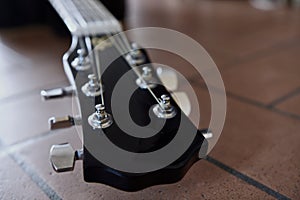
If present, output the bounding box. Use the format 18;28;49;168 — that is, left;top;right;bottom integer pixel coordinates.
49;0;122;36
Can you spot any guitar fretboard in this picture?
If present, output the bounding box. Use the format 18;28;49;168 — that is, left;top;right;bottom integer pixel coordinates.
49;0;122;36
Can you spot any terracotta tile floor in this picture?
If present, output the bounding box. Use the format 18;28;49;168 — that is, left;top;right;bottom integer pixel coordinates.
0;0;299;199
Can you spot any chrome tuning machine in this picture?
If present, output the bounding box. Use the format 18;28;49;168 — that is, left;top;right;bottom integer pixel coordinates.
126;43;146;66
71;49;90;71
136;66;157;89
48;115;81;130
153;94;177;119
50;143;83;172
40;86;74;100
88;104;113;129
81;74;102;97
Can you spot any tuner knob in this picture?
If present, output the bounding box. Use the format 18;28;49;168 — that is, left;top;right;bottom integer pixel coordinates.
88;104;113;129
81;74;102;97
153;94;177;119
40;86;74;100
50;143;83;172
136;66;157;89
156;67;178;91
126;43;146;66
49;116;81;130
202;129;213;139
71;49;90;71
198;129;212;159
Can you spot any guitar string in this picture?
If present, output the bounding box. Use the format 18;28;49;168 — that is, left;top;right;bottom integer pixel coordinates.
110;32;161;106
79;0;162;107
85;36;105;106
87;0;163;106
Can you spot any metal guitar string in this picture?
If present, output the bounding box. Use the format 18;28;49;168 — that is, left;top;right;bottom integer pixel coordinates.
108;32;163;107
76;0;163;108
85;36;105;105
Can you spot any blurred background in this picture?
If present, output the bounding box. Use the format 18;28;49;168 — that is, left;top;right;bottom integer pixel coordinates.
0;0;299;199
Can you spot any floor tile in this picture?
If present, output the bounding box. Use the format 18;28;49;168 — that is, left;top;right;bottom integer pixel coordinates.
0;92;73;145
276;93;300;117
208;92;300;199
0;154;48;200
0;62;68;100
15;128;274;200
0;25;70;99
126;0;300;70
0;0;299;199
208;43;300;104
0;25;70;64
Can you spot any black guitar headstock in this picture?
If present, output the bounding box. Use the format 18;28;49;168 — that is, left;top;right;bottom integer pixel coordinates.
41;0;211;192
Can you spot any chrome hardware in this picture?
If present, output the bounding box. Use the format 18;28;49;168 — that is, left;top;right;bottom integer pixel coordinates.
136;66;157;89
202;129;213;139
40;86;74;100
88;104;113;129
50;143;83;172
49;116;81;130
153;94;177;119
126;43;146;66
81;74;102;97
71;49;90;71
197;129;212;159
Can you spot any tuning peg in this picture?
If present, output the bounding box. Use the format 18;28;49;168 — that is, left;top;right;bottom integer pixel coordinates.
48;116;81;130
136;66;157;89
71;49;90;71
171;92;191;116
202;129;213;139
153;94;177;119
156;67;178;91
50;143;83;172
126;43;146;66
41;86;74;100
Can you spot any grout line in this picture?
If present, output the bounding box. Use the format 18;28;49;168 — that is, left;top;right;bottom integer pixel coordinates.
0;130;74;199
219;37;300;72
0;130;55;154
205;156;291;200
270;107;300;120
0;132;62;200
0;137;62;200
0;127;78;158
225;90;300;120
267;87;300;108
0;80;69;105
193;81;300;120
8;152;62;200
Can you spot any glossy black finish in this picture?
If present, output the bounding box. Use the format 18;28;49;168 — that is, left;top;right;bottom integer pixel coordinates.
65;36;207;191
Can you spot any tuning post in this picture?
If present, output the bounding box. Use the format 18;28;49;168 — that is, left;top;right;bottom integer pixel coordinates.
81;74;103;97
153;94;177;119
88;104;113;129
71;49;90;71
126;43;146;66
50;143;83;172
136;66;157;89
